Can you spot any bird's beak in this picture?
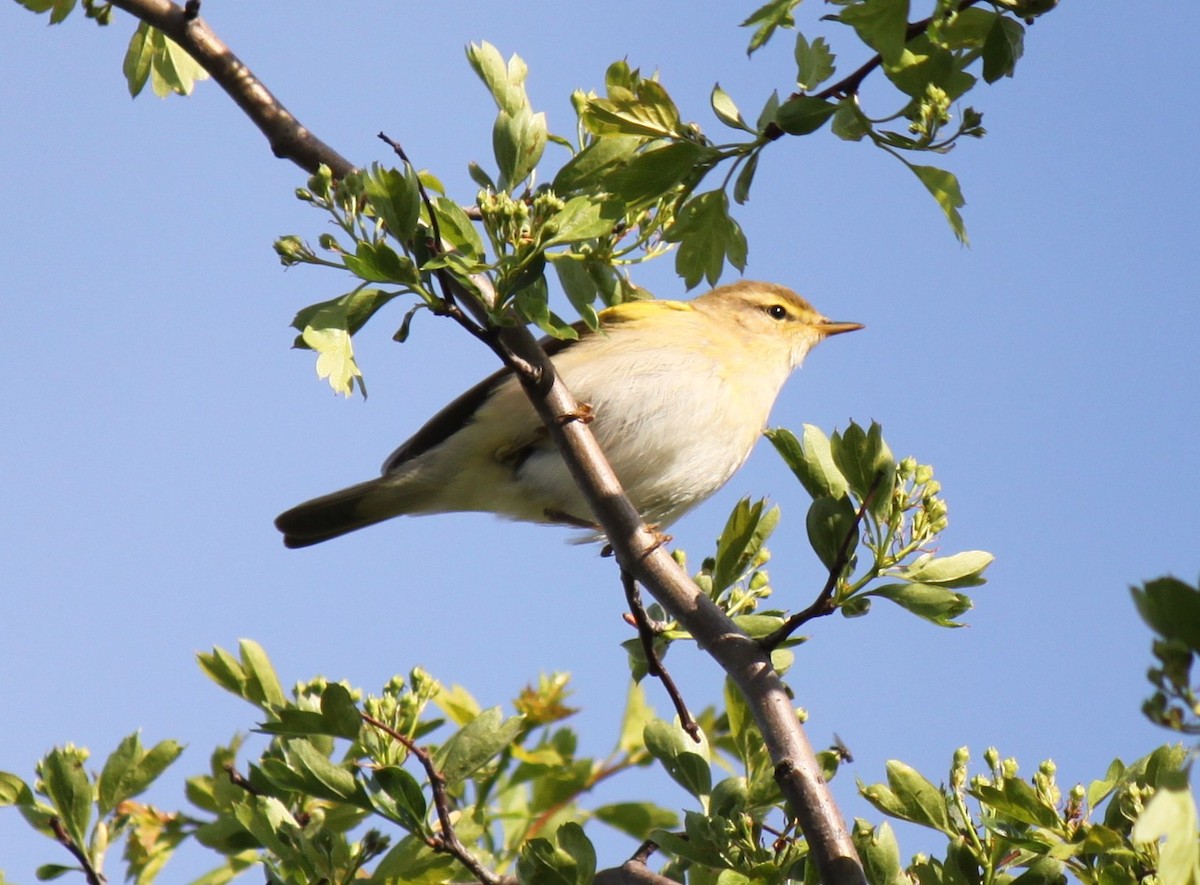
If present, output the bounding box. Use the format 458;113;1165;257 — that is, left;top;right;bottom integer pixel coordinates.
814;320;864;337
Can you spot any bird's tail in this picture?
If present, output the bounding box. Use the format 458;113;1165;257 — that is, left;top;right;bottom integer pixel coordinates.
274;478;403;548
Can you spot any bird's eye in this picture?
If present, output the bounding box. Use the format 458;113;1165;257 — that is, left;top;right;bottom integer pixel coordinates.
766;304;789;320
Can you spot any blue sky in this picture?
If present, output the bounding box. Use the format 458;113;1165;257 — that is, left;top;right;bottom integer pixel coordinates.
2;2;1198;881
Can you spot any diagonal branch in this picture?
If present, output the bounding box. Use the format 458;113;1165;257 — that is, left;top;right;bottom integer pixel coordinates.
95;4;866;882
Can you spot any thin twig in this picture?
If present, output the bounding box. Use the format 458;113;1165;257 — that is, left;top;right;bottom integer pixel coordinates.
760;474;885;650
49;816;106;885
361;712;505;885
622;570;701;742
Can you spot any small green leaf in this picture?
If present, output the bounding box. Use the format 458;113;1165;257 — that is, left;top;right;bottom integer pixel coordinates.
795;33;836;91
766;424;850;501
320;684;362;740
581;80;684;139
35;864;77;881
1131;769;1199;885
666;190;747;289
368;766;428;832
908;161;968;244
601;141;708;206
593;802;680;840
237;640;286;709
363;164;421;241
466;41;527;115
0;772;34;807
551;257;601;331
839;0;911;65
556;823;596;885
806;495;858;570
859;761;952;834
711;84;753;132
435;708;525;786
41;748;92;850
643;719;711;800
831;420;894;509
616;681;656;757
282;739;366;805
904;550;994;587
122;22;154;97
544;197;622;246
1132;578;1200;651
494;106;547;190
982;15;1025;83
553;135;641;194
711;498;778;593
969;777;1061;828
98;734;183;816
831;100;871;142
865;582;972;626
775;95;837;136
732;150;760;205
851;820;906;885
741;0;802;55
432;197;485;260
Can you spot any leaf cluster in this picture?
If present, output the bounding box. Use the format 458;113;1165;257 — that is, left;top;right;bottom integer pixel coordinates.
1133;576;1200;735
858;743;1199;885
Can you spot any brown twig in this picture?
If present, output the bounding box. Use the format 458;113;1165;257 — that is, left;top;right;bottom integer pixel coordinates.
593;841;677;885
760;474;886;650
361;712;506;885
49;816;106;885
622;570;701;742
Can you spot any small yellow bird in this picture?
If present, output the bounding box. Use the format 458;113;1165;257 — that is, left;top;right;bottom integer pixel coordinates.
275;280;860;548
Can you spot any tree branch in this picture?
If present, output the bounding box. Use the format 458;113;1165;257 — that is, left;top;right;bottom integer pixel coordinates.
98;3;866;881
49;816;106;885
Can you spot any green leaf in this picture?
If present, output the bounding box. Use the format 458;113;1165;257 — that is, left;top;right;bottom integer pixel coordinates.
832;100;871;142
1132;577;1200;651
35;864;76;881
643;719;711;800
616;680;656;757
593;802;680;840
741;0;802;55
368;766;428;832
0;772;34;807
432;196;485;260
908;161;968;243
795;33;836;91
732;150;760;205
830;420;895;512
123;22;154;97
839;0;911;65
711;498;779;593
766;424;850;501
969;777;1061;828
373;832;458;883
552;135;641;194
581;80;683;139
320;683;363;740
544;196;622;246
1131;769;1200;885
363;163;421;242
865;582;972;627
904;551;994;587
775;95;838;136
237;639;286;709
550;257;601;331
806;495;858;571
666;190;747;289
435;708;525;785
711;84;753;132
98;733;183;816
601;141;708;206
466;41;528;116
982;15;1025;83
556;823;596;885
852;820;907;885
150;30;209;98
281;739;366;805
494;106;548;190
41;748;92;850
342;241;418;284
859;761;952;834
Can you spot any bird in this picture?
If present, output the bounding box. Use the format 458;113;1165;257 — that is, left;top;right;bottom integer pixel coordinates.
275;280;861;548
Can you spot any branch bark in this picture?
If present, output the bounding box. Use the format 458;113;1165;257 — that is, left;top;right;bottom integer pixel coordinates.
101;3;866;882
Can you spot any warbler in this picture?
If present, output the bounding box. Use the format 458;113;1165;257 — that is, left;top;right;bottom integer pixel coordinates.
275;280;860;548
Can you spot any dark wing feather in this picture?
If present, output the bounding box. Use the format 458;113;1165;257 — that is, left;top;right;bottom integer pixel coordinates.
380;326;589;475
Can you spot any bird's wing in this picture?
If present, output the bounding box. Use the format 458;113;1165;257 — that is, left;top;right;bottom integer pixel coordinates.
379;325;590;475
